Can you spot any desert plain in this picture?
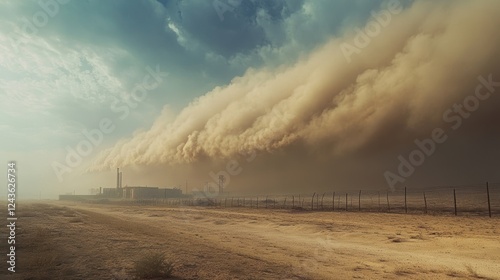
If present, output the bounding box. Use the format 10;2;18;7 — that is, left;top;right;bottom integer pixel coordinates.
0;201;499;280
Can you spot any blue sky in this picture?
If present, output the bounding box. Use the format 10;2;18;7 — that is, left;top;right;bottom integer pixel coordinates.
1;0;383;149
2;0;500;198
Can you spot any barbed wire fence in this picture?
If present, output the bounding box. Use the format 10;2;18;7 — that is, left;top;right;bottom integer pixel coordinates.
92;182;499;218
137;182;499;217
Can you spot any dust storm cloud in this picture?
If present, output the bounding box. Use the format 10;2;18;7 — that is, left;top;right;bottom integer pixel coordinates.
90;0;500;192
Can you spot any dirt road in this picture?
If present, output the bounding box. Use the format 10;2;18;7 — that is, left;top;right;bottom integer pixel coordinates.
2;202;499;279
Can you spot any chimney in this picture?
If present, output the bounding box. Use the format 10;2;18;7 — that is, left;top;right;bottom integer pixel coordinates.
117;168;120;189
119;172;123;189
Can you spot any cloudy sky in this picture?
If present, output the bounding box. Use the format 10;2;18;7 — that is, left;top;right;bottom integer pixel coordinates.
2;0;500;198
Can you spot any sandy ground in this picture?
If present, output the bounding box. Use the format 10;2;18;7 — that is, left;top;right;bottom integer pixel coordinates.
1;201;499;279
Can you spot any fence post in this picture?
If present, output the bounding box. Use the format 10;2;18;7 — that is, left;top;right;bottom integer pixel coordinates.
453;189;457;216
487;182;492;218
423;192;427;214
404;187;407;214
332;192;335;211
386;191;390;212
358;190;361;212
321;193;325;210
311;193;315;210
378;191;381;211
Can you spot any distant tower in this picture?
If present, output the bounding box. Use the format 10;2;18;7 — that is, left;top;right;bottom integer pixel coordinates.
218;175;225;194
119;171;123;189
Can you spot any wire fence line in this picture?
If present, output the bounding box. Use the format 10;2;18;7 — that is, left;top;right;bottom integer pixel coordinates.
101;182;500;218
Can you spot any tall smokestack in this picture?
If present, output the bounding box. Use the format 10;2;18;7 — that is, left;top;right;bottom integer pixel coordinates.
119;172;123;189
117;168;120;189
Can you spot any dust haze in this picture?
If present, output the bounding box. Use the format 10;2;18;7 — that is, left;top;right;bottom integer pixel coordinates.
90;0;500;192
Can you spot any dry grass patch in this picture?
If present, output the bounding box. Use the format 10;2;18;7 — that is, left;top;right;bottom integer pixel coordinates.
394;266;417;276
409;233;427;240
387;236;407;243
21;226;52;249
133;252;174;279
68;217;84;223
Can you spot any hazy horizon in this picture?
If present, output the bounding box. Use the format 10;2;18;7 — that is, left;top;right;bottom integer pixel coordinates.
2;0;500;199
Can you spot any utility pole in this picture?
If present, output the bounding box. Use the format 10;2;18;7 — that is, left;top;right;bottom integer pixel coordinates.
218;175;225;194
